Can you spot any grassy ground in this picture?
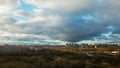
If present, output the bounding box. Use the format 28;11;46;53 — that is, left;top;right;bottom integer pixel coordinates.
0;49;119;68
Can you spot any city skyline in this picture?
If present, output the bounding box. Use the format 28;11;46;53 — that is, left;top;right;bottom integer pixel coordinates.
0;0;120;45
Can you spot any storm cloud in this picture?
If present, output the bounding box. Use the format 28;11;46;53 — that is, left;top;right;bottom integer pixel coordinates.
0;0;120;44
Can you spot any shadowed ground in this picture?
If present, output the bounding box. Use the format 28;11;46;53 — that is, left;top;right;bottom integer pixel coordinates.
0;48;120;68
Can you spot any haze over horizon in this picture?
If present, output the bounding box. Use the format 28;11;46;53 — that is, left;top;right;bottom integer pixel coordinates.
0;0;120;45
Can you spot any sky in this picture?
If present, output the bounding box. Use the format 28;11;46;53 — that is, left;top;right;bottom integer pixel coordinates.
0;0;120;45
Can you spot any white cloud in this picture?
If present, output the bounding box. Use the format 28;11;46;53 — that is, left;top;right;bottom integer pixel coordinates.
1;0;120;44
0;0;21;14
24;0;92;13
13;10;33;19
0;16;17;24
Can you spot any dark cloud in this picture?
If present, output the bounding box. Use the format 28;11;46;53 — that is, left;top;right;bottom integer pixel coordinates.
15;11;120;43
1;0;120;44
